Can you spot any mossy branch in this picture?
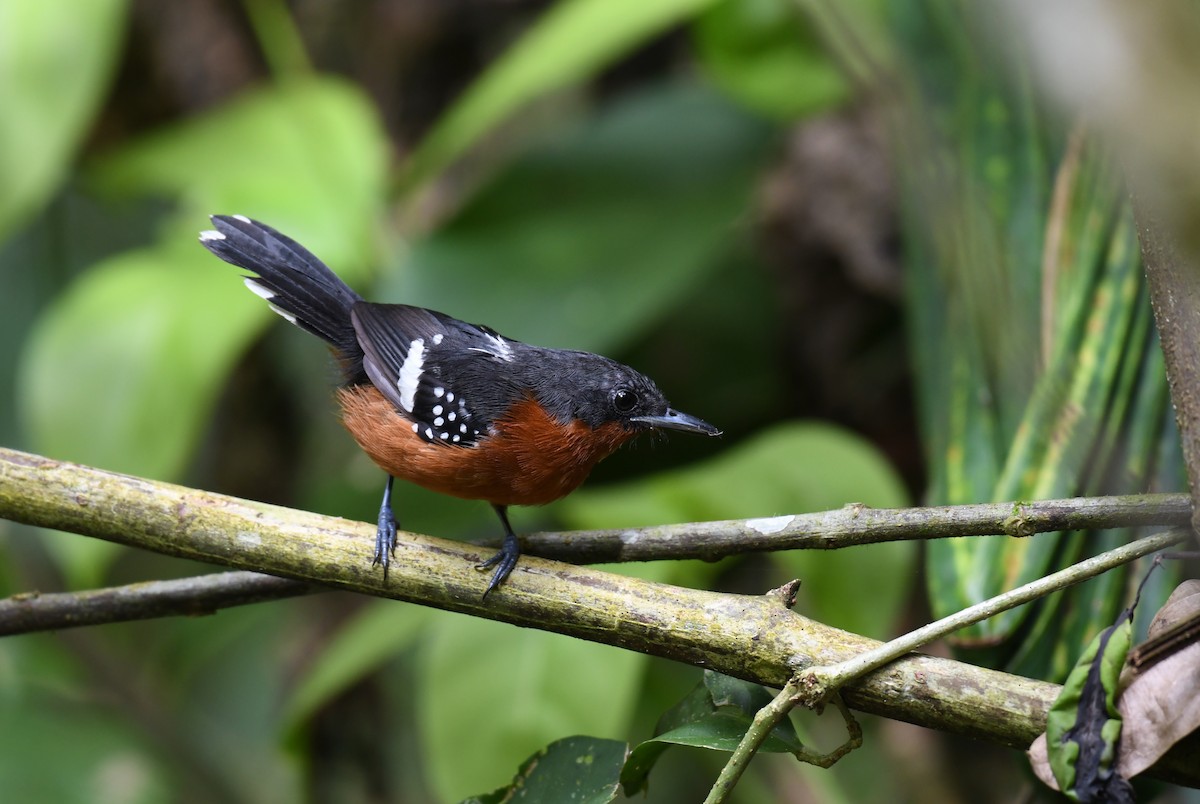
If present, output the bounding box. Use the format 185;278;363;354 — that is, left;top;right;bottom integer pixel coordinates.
1;446;1197;786
1;445;1190;634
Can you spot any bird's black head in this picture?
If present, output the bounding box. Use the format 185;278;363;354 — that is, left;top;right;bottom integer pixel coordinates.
530;350;720;436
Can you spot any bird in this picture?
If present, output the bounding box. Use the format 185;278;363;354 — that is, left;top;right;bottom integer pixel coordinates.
199;215;720;596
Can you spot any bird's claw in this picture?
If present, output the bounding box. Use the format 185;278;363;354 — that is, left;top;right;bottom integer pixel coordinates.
373;506;397;579
477;530;520;599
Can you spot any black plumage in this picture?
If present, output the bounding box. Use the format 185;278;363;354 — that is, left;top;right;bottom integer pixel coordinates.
200;214;720;596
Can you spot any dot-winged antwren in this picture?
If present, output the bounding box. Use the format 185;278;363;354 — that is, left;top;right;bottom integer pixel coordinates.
201;215;720;596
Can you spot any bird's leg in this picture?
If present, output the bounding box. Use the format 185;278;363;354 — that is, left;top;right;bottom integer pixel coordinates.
373;475;398;579
477;504;520;598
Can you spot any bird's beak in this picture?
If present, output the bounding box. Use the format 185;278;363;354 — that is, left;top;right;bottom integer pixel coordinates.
630;408;721;436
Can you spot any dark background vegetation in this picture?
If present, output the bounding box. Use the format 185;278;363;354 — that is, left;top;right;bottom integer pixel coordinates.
1;1;1190;801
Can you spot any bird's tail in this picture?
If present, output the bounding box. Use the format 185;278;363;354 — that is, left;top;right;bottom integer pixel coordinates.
201;215;365;379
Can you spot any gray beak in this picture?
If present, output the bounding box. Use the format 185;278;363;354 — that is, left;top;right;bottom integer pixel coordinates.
630;408;721;436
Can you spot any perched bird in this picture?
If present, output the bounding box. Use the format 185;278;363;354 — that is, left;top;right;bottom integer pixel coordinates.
200;215;720;596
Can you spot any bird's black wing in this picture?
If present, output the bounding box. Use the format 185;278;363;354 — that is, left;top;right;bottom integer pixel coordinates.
350;302;527;445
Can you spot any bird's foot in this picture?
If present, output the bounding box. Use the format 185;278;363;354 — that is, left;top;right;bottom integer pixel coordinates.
373;508;398;579
476;528;520;599
373;480;398;580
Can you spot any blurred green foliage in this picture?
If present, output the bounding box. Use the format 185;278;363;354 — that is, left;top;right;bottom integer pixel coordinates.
398;0;724;191
0;0;1183;801
896;3;1180;679
0;0;128;240
392;83;773;353
694;0;849;119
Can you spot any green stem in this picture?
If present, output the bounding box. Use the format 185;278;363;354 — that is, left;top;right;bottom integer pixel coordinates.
706;690;862;804
796;527;1188;708
703;676;806;804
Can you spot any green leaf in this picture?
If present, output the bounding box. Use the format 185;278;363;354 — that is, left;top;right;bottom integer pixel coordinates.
899;35;1175;659
1045;612;1133;801
88;77;387;269
926;189;1154;644
390;82;772;354
693;0;848;119
463;735;628;804
418;610;649;802
20;244;261;481
621;671;804;796
281;602;429;735
401;0;723;191
460;739;628;804
0;0;128;239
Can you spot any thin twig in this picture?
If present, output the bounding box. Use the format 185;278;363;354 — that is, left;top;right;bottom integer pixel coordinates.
703;675;806;804
0;572;311;635
705;691;862;804
795;528;1188;709
704;529;1186;802
518;493;1190;562
700;681;864;804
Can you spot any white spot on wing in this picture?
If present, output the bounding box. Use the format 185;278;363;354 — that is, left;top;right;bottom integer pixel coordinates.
232;214;252;223
433;333;444;345
397;338;425;413
434;387;444;397
199;230;225;242
433;405;443;416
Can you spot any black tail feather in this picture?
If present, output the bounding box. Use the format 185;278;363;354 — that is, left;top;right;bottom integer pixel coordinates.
201;215;365;381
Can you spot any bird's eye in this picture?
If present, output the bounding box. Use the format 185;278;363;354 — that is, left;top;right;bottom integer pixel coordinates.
612;387;639;413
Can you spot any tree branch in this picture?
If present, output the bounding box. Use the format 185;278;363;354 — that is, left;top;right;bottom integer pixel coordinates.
1;447;1197;786
516;493;1191;562
1135;198;1200;544
1;445;1191;634
0;572;311;634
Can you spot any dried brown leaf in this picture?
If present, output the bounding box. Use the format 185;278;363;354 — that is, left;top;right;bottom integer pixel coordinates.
1116;581;1200;778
